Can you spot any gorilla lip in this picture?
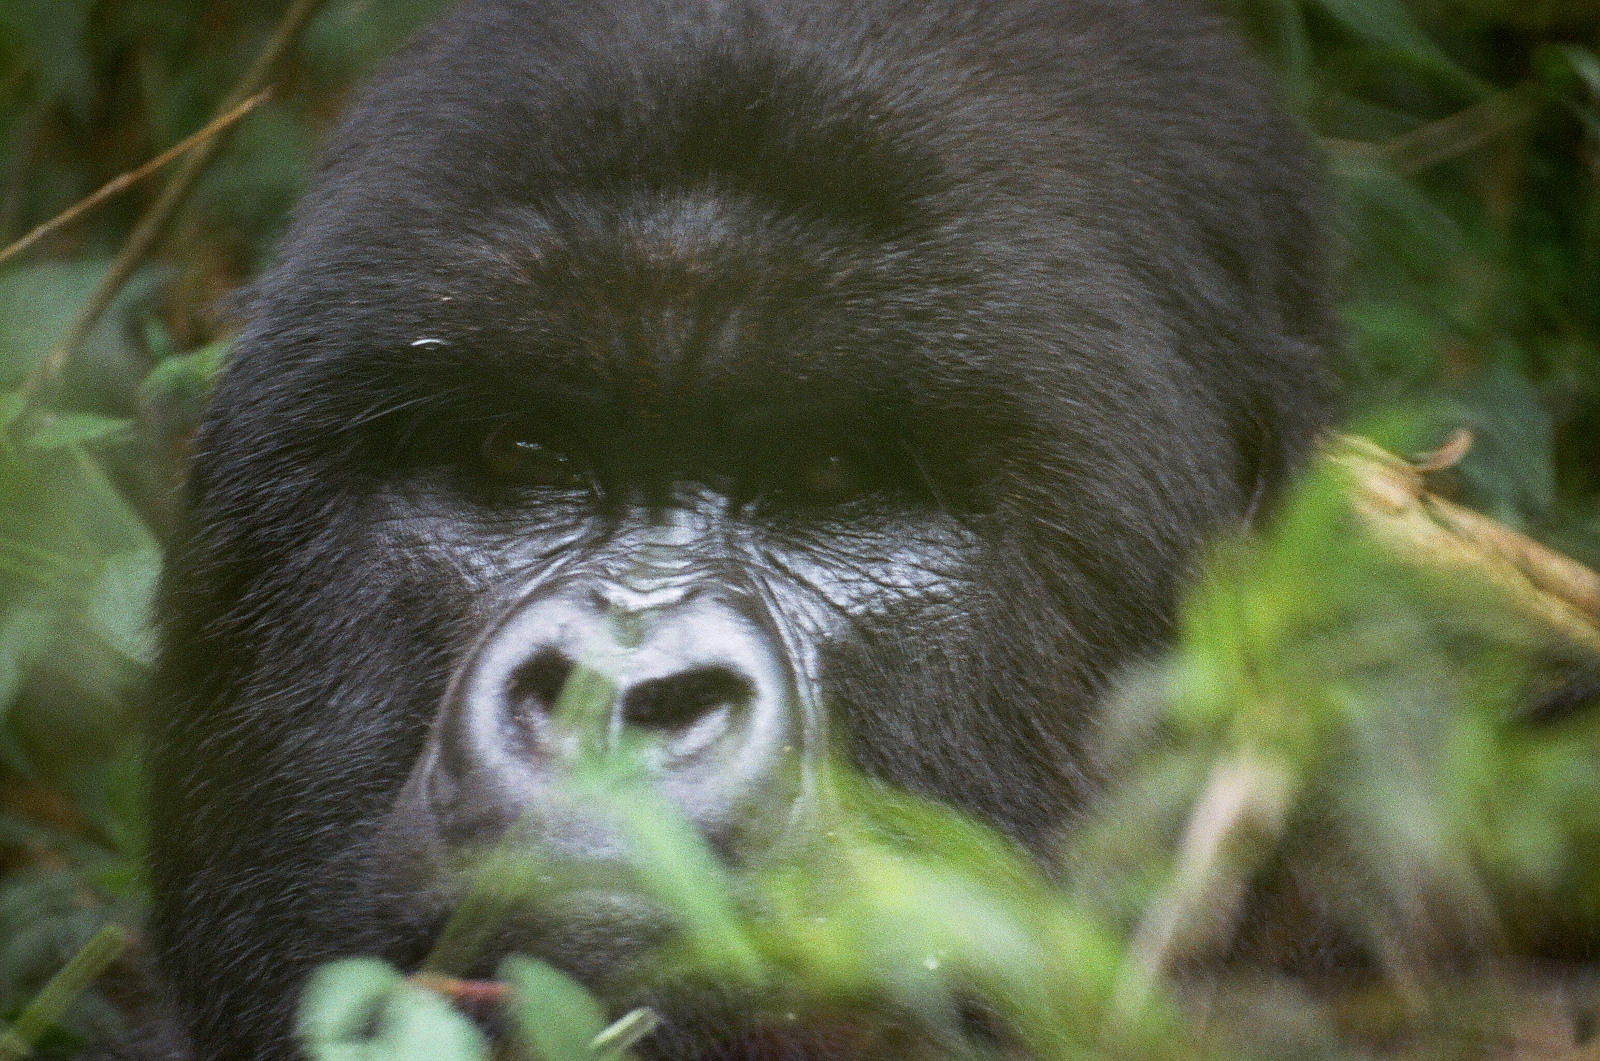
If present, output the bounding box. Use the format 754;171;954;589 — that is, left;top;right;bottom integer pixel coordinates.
415;971;949;1061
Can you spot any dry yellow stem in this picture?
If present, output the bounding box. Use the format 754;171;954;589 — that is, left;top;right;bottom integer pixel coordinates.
1111;753;1294;1021
1115;437;1600;1016
1330;433;1600;655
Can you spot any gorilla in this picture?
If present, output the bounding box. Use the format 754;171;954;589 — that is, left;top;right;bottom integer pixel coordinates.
142;0;1334;1057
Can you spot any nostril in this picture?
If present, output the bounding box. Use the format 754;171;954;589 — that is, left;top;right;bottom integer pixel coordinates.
507;648;576;717
621;666;754;731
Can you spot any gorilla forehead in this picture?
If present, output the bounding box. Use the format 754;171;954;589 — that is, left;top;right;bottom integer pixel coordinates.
286;0;975;241
254;0;1142;367
233;0;1291;474
259;190;1017;441
206;0;1318;571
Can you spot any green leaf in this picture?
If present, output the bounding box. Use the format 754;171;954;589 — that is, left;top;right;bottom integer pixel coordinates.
0;263;107;389
598;775;763;981
0;394;24;432
136;341;228;407
0;599;60;718
299;959;488;1061
87;546;160;665
137;340;230;440
299;959;403;1044
20;415;133;452
1310;0;1479;94
502;956;608;1061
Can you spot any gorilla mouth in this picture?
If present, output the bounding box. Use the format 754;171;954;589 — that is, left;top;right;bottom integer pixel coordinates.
377;760;1028;1061
643;1021;917;1061
395;904;881;1060
432;976;939;1061
412;969;916;1061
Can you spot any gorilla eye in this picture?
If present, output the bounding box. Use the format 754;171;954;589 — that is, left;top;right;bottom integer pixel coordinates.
791;453;867;504
481;425;590;490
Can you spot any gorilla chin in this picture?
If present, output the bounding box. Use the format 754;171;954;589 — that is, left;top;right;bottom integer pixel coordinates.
139;0;1335;1057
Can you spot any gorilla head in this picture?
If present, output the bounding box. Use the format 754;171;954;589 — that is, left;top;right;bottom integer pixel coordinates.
146;0;1333;1057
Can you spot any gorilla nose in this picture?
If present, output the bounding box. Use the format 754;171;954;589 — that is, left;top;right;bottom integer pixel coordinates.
414;586;802;849
506;647;758;738
617;664;757;733
484;590;784;752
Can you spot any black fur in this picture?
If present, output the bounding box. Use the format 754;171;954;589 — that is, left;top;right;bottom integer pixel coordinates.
141;1;1334;1057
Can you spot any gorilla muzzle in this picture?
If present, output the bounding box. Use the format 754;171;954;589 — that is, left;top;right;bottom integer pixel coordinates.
382;570;807;876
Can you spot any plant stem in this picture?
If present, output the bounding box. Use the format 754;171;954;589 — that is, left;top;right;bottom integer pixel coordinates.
0;92;270;269
15;0;331;413
0;924;127;1061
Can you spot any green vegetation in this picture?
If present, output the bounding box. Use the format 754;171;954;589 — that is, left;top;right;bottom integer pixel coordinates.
1;0;1598;1057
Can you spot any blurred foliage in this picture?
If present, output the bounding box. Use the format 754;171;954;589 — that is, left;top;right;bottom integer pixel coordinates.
0;0;1598;1057
1222;0;1600;554
301;749;1210;1061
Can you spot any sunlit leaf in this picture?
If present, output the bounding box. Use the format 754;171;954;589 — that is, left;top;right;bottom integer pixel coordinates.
299;958;488;1061
502;956;608;1061
87;546;160;665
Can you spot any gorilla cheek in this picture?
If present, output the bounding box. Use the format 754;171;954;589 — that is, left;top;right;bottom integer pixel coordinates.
757;521;1003;773
815;542;1107;842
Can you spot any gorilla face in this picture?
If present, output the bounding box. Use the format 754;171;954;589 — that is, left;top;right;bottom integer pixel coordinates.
146;1;1333;1057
